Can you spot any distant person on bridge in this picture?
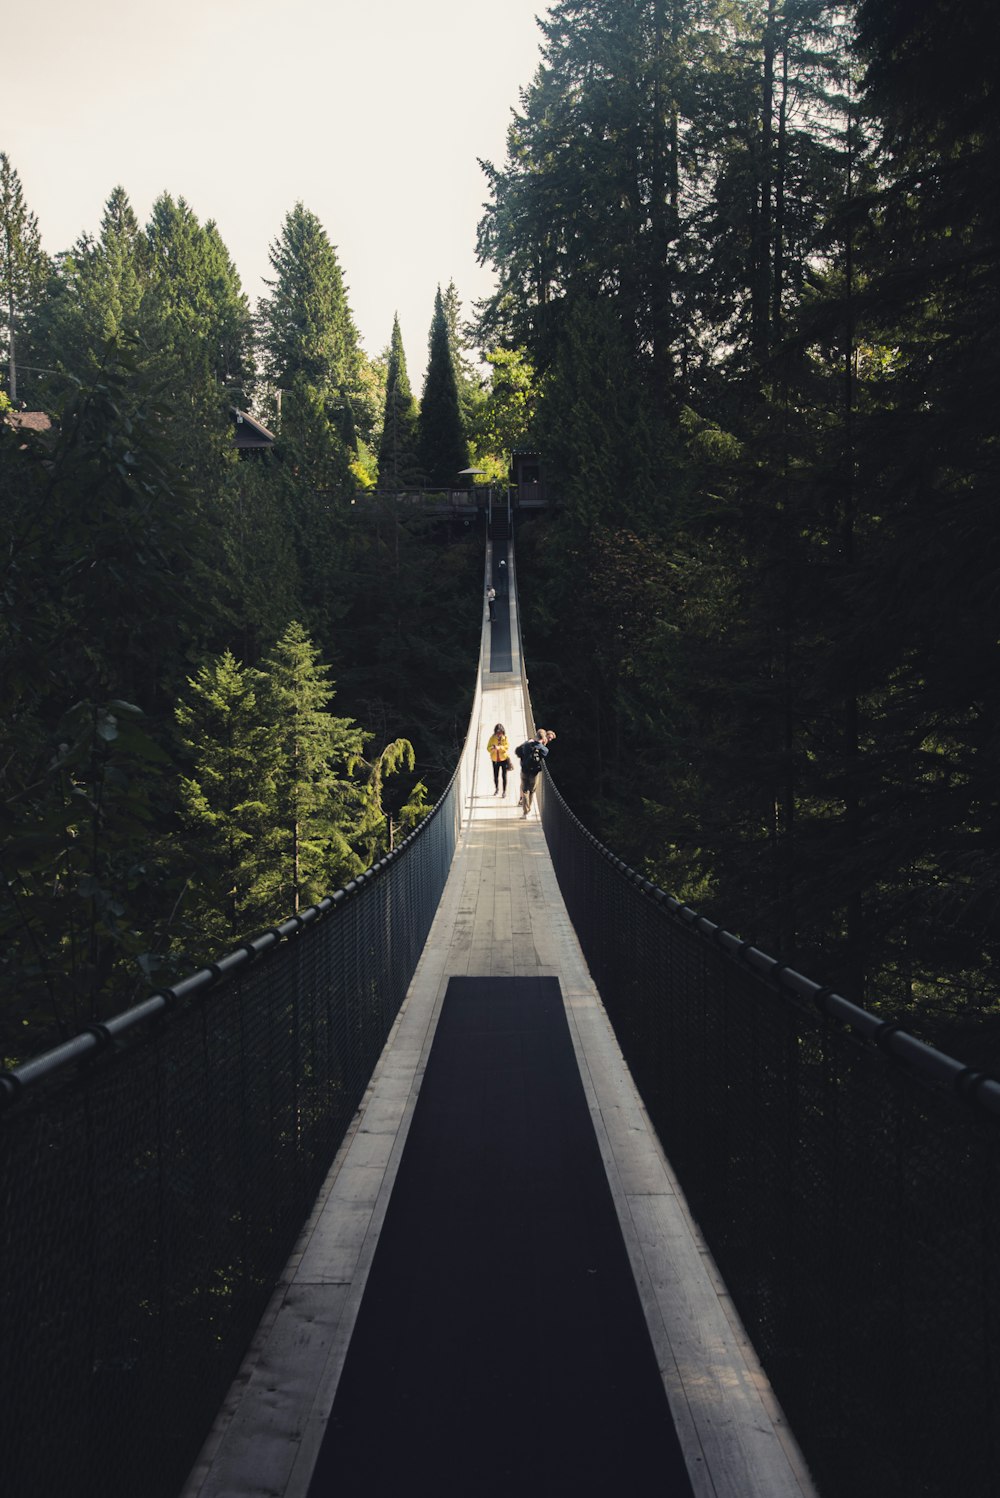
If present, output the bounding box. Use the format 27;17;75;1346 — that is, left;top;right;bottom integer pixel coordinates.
487;723;511;796
487;585;496;622
515;729;555;817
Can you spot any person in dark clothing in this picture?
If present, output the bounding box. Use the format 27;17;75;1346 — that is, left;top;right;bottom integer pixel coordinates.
515;730;550;817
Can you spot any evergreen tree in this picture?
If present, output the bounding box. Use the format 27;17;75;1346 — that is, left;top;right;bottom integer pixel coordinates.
0;152;48;403
258;621;368;910
476;0;726;386
257;203;361;493
257;202;361;398
31;186;148;389
175;650;282;948
418;286;469;486
441;279;483;431
142;193;254;414
376;313;422;489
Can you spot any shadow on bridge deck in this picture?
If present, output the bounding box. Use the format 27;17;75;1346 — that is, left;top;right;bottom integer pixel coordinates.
182;541;817;1498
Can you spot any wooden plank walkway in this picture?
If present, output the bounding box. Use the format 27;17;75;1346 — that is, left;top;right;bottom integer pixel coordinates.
182;548;818;1498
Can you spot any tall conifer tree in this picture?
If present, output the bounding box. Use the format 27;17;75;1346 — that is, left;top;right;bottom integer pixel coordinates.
259;621;368;910
143;193;254;405
0;152;48;403
257;203;361;489
377;313;422;489
257;203;360;396
29;186;147;388
175;650;282;947
418;287;469;486
442;280;482;431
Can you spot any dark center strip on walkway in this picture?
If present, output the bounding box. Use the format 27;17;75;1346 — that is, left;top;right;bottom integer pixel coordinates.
489;598;512;673
489;546;512;672
308;976;694;1497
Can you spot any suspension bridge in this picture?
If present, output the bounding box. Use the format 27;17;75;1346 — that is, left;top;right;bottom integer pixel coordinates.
2;528;998;1498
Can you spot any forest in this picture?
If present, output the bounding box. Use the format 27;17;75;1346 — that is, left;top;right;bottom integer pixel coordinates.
3;0;999;1070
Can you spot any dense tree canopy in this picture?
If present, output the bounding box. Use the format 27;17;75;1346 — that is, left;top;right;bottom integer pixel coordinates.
0;151;48;403
484;0;1000;1062
2;0;998;1072
0;175;480;1065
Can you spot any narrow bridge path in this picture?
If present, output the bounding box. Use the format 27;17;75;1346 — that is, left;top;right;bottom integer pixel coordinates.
183;545;816;1498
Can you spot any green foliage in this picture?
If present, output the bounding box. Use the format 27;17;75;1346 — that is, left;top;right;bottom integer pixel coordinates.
30;186;146;388
258;621;369;910
174;650;283;948
0;697;179;1058
376;313;422;489
352;735;417;869
30;188;254;469
468;346;539;472
441;279;484;432
0;169;483;1066
505;0;1000;1058
0;151;49;403
144;194;254;399
418;286;470;486
257;202;361;398
173;625;428;953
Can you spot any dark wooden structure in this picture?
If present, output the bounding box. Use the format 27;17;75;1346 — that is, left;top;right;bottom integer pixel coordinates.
231;409;276;458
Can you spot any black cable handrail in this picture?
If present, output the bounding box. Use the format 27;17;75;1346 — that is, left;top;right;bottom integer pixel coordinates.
542;773;1000;1117
540;767;1000;1498
0;768;457;1112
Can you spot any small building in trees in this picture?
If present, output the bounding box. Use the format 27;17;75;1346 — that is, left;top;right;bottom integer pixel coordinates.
510;450;549;508
231;409;276;459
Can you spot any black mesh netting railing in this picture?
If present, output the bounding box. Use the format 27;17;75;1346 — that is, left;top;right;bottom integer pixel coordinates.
0;772;460;1498
540;773;1000;1498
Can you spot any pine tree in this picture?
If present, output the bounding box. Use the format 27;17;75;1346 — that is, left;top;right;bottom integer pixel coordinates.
258;621;368;910
31;186;147;386
0;152;48;403
441;280;482;431
376;313;422;489
257;202;361;398
417;287;469;486
142;193;254;410
476;0;722;385
175;650;282;947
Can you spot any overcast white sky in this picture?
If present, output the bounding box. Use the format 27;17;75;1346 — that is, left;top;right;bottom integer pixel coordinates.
4;0;548;380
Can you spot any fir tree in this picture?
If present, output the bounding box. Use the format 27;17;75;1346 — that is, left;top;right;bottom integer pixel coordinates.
441;280;482;430
259;621;368;909
417;286;469;486
142;193;254;410
376;313;422;489
0;152;48;403
175;650;282;947
257;202;361;398
29;186;147;394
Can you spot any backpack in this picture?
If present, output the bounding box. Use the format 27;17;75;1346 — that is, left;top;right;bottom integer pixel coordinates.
517;740;544;775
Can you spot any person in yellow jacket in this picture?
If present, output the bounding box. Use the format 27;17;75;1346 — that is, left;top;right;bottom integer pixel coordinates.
486;723;512;796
